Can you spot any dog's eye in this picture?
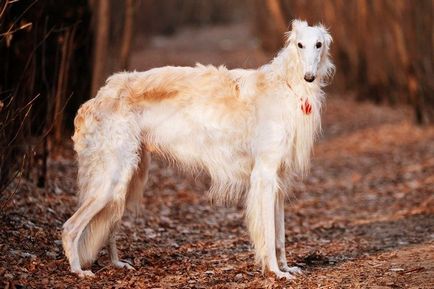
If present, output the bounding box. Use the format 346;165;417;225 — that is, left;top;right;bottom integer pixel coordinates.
297;42;303;49
316;42;322;49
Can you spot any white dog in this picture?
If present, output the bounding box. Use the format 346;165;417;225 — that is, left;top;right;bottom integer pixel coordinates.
62;20;334;280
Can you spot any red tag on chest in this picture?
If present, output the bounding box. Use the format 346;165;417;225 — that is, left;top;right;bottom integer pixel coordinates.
301;99;312;115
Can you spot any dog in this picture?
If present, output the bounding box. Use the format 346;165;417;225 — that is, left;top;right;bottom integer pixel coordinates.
62;19;334;280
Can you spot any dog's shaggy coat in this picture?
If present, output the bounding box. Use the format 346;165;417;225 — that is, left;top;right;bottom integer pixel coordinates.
62;20;334;279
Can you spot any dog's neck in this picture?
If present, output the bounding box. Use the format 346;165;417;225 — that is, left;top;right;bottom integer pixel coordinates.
256;44;326;117
264;44;322;94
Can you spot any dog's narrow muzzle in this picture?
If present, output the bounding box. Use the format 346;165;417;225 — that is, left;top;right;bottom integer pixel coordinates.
304;73;316;82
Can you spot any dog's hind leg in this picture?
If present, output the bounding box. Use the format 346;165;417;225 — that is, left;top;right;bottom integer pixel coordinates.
108;222;134;270
63;125;141;277
108;149;151;270
63;160;138;277
125;149;151;213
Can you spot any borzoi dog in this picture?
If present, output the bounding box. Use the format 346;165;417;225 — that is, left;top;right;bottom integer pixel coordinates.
62;20;334;280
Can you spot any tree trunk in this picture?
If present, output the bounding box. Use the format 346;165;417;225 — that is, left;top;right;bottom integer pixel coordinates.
265;0;286;34
53;27;75;146
91;0;110;97
119;0;135;70
411;0;434;124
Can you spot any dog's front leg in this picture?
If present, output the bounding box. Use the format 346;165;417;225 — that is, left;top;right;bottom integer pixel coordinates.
275;193;289;270
275;194;302;275
246;157;294;280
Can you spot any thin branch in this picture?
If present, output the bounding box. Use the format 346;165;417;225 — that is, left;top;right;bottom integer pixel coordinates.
0;0;37;38
0;154;26;213
0;22;32;37
0;0;10;20
7;99;33;146
0;93;40;128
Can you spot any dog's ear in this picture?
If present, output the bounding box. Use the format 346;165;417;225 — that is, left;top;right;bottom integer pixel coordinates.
292;19;308;32
317;24;335;84
285;19;308;45
318;24;332;49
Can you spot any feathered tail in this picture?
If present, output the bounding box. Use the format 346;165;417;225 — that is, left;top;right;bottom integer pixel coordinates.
77;200;124;267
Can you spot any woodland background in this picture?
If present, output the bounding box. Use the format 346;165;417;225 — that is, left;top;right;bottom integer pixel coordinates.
0;1;433;288
1;0;433;191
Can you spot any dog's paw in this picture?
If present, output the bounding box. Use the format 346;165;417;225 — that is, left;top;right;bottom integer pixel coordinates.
281;264;303;274
113;260;135;270
271;269;296;280
285;266;303;275
74;269;95;278
279;262;302;274
279;263;290;272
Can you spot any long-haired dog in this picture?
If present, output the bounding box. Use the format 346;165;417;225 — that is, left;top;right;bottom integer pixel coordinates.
62;20;334;279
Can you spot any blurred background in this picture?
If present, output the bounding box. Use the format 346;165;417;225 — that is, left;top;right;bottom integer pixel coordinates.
0;0;433;191
0;1;433;287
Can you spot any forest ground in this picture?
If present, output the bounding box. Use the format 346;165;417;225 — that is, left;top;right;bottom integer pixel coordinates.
1;23;433;289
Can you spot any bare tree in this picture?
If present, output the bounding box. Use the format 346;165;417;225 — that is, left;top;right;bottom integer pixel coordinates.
409;0;434;124
53;27;76;146
91;0;110;97
265;0;286;34
119;0;135;70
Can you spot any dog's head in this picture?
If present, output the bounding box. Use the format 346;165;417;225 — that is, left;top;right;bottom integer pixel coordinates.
286;20;335;84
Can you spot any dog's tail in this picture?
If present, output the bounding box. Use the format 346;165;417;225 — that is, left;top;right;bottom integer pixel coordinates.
77;199;125;268
72;94;128;268
75;152;150;268
70;73;150;268
76;154;149;267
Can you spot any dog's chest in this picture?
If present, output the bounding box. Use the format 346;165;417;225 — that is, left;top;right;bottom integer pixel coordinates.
260;84;321;156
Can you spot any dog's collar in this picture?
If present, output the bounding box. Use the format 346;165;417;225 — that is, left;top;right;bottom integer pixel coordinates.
285;80;312;115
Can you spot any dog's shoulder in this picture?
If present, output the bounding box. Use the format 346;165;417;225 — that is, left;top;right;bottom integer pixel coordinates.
228;69;269;100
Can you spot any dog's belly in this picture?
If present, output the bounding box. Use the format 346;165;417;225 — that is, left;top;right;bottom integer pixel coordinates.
140;100;255;182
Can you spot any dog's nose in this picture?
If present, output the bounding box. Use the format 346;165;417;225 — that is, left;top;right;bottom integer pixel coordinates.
304;74;316;82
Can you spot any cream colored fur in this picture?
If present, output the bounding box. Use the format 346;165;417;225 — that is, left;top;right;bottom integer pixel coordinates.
62;20;334;279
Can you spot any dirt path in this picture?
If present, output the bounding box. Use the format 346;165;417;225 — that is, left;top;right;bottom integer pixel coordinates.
1;23;433;288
